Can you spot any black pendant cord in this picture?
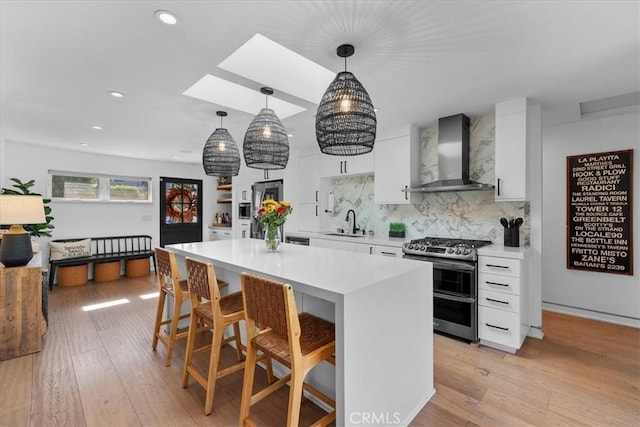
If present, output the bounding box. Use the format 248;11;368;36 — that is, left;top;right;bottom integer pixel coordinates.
344;55;347;72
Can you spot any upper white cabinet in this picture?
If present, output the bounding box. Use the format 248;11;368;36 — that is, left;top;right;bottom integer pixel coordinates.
298;154;321;204
319;151;374;177
374;124;421;204
297;154;321;232
495;98;529;201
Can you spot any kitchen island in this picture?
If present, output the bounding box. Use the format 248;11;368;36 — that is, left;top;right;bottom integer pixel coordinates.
167;239;434;426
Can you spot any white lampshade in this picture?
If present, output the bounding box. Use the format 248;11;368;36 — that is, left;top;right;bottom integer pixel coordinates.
0;195;46;226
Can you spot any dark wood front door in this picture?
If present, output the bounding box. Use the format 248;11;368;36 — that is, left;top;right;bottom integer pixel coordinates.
159;177;203;247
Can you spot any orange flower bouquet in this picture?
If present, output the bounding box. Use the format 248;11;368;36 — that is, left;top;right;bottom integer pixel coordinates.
257;199;292;251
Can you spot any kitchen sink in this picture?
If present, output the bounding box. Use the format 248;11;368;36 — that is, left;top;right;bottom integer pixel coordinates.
323;232;364;238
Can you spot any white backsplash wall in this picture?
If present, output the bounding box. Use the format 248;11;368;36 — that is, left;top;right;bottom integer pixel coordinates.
327;114;530;244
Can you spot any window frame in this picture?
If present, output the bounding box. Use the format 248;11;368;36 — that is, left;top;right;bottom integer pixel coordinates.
48;170;153;203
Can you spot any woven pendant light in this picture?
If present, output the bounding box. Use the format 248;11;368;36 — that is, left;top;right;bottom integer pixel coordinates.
202;111;241;177
316;44;377;156
243;87;289;170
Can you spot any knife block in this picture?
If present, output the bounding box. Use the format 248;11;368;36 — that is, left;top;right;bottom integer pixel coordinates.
504;227;520;247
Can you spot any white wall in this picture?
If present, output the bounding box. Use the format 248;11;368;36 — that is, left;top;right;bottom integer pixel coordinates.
2;141;218;264
542;111;639;326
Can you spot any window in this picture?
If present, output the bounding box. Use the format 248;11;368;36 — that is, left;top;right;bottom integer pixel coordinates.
49;171;152;203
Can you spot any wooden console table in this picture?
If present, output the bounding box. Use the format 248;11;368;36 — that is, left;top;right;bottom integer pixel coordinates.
0;266;42;360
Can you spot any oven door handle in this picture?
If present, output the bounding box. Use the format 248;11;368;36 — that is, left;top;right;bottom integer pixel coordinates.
434;292;476;304
431;260;476;272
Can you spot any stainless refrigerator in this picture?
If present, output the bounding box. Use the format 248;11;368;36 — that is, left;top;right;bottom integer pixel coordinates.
250;179;283;239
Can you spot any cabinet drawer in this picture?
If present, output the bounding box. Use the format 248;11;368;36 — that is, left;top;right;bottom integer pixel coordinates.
479;256;520;277
478;272;521;294
478;307;521;348
478;289;520;313
374;245;403;257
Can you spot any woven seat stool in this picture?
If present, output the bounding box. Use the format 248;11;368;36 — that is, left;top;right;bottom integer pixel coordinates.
151;247;228;367
239;272;336;427
182;257;246;415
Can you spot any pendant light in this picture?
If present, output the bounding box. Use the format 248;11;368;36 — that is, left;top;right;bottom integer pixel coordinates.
316;44;377;156
243;87;289;170
202;111;241;177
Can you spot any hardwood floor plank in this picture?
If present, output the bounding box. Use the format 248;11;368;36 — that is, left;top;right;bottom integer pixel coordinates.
30;316;86;427
71;347;141;426
0;354;32;416
97;325;197;426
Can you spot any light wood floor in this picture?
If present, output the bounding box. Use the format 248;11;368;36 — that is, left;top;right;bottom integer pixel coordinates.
1;275;638;426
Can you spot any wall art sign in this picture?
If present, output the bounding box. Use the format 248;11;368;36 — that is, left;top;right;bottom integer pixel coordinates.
567;149;633;275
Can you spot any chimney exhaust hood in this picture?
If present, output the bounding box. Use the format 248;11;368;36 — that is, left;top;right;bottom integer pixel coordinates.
407;113;494;193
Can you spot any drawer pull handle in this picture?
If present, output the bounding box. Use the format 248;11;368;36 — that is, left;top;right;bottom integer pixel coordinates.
486;281;508;287
486;264;509;269
380;251;396;257
486;297;509;305
486;323;509;331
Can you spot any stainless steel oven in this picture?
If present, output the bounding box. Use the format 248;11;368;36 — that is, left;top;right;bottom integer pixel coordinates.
403;237;491;343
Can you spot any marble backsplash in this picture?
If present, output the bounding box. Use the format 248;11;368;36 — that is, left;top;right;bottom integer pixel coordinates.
327;114;530;245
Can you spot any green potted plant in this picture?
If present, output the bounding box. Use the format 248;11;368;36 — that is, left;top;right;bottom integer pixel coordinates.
389;222;405;238
1;178;54;237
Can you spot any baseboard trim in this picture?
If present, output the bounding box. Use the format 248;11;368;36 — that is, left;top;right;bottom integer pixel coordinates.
542;302;640;328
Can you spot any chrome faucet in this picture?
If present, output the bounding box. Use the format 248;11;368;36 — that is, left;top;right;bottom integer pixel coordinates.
345;209;357;234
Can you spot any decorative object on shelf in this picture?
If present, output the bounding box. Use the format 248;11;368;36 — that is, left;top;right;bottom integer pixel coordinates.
316;44;377;156
0;195;46;267
1;177;54;237
202;111;241;177
257;199;292;252
243;87;289;170
389;222;406;238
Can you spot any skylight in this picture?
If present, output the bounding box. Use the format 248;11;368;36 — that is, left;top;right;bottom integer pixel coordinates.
217;33;336;104
183;74;306;119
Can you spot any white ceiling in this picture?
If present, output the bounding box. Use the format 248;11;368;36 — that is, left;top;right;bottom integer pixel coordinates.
1;1;638;165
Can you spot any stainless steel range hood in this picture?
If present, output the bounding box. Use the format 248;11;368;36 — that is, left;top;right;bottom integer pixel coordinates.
408;113;494;193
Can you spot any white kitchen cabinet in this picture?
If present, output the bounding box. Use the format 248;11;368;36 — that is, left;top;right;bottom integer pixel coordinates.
297;204;320;232
357;243;403;257
494;98;528;201
235;219;251;239
356;243;375;254
374;244;403;257
297;154;321;232
319;151;374;178
478;253;529;353
374;125;421;204
309;238;358;252
209;227;233;241
298;154;320;204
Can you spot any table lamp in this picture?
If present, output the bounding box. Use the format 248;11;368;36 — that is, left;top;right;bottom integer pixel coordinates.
0;195;46;267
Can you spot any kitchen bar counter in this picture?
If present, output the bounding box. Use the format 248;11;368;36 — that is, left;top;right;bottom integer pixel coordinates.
167;239;434;426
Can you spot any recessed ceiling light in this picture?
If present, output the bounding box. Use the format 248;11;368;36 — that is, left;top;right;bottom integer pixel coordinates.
154;10;178;25
80;143;89;147
172;155;179;159
109;91;125;98
92;125;103;130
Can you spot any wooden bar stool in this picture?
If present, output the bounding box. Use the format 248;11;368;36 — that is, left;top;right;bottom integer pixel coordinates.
239;272;336;427
151;247;227;367
182;257;245;415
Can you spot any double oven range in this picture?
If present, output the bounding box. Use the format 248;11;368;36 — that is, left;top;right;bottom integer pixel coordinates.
402;237;492;342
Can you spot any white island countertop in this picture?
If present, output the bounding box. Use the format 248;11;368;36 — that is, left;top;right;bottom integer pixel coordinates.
167;239;434;426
